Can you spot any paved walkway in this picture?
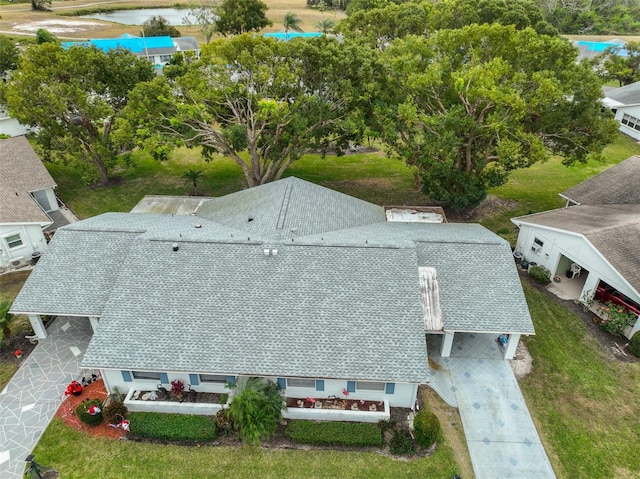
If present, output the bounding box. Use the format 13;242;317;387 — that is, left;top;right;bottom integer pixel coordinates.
428;333;557;479
0;317;92;479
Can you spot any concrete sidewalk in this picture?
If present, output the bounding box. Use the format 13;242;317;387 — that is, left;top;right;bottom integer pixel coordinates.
0;317;92;479
428;333;556;479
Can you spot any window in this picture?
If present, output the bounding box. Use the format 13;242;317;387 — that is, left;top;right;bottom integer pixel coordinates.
132;371;162;380
621;113;640;130
532;237;543;253
356;381;385;391
160;55;172;63
5;234;23;249
286;378;315;388
199;374;228;383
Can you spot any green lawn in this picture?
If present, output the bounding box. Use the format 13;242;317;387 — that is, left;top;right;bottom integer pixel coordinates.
483;134;640;243
519;282;640;479
33;419;461;479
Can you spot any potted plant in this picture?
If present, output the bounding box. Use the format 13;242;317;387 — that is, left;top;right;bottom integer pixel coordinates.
64;380;83;396
14;349;23;359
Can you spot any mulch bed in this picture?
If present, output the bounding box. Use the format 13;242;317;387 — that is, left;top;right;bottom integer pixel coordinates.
54;379;127;440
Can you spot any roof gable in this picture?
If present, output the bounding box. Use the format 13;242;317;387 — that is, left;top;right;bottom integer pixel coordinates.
196;177;385;240
604;81;640;105
0;136;56;224
561;155;640;205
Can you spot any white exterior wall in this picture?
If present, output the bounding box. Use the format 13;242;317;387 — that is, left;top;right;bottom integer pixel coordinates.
103;370;417;409
282;379;416;408
0;223;47;268
613;105;640;141
284;400;390;423
515;223;640;335
0;112;30;137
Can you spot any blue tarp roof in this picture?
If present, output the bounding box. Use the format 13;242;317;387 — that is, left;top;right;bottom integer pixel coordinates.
63;36;174;54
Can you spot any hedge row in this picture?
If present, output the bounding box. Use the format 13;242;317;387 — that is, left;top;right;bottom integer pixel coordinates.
128;412;217;442
284;420;383;447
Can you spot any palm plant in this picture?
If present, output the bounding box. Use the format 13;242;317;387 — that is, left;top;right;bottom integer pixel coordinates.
0;299;15;343
283;12;303;36
181;168;204;195
228;377;286;445
315;18;335;34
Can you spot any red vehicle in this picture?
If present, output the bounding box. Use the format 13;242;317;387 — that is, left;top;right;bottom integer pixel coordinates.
595;282;640;317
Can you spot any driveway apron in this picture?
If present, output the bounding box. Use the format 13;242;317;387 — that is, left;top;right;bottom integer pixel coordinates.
429;334;556;479
0;317;92;479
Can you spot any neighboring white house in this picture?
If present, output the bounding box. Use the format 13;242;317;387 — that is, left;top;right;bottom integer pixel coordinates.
11;177;534;417
602;81;640;141
0;105;31;137
512;155;640;339
0;136;62;270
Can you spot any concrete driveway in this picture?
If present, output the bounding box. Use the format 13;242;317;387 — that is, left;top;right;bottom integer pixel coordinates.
428;333;556;479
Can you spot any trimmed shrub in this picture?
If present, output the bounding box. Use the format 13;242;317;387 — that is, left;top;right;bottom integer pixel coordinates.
102;399;128;425
413;410;441;448
389;428;416;456
529;265;551;284
285;420;383;447
128;412;217;442
75;398;103;426
629;332;640;357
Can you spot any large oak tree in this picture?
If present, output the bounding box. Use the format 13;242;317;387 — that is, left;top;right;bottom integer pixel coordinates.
4;43;154;185
376;24;618;209
118;35;377;187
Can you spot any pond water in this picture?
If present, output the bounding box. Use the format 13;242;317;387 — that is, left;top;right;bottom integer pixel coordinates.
81;8;190;26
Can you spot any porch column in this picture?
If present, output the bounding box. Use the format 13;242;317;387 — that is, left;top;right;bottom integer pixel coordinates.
28;314;47;339
89;317;100;333
440;332;454;357
504;334;521;360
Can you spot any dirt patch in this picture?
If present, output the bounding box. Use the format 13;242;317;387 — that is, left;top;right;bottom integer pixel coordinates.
510;340;534;379
0;330;38;364
446;194;519;222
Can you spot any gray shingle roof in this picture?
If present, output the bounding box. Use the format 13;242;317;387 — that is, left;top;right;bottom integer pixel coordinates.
560;155;640;205
196;177;385;240
603;81;640;106
82;240;430;383
417;242;534;334
513;204;640;293
13;177;534;381
0;136;56;224
10;229;138;316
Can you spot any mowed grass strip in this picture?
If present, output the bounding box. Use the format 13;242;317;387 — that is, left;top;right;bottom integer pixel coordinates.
520;282;640;479
33;419;461;479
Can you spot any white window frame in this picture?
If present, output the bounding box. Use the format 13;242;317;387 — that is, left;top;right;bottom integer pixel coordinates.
356;381;385;391
286;378;315;388
199;374;228;383
131;371;162;381
5;233;24;250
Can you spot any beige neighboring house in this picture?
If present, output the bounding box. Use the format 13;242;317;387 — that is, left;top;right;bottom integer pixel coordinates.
512;155;640;339
0;136;76;271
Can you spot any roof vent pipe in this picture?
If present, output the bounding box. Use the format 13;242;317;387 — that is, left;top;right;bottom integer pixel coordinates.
172;243;179;252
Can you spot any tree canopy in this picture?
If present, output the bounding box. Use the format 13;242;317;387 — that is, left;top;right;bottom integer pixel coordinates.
118;34;377;186
4;44;155;185
142;16;181;37
591;42;640;87
0;35;19;74
375;24;618;209
215;0;272;36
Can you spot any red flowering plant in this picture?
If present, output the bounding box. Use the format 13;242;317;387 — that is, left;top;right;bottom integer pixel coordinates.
598;301;637;337
14;349;23;358
342;388;349;397
64;380;83;396
170;379;185;400
305;397;316;403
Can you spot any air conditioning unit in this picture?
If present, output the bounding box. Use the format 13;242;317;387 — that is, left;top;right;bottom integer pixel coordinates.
9;256;27;269
531;244;542;254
